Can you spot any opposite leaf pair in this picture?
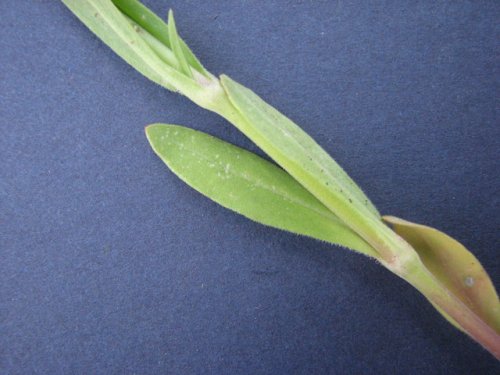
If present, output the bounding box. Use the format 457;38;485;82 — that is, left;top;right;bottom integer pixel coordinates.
63;0;500;358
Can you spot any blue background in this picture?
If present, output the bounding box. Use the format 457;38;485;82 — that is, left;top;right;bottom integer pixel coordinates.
1;1;499;374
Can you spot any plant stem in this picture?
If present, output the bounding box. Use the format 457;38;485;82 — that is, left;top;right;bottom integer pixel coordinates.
61;0;500;359
201;79;500;358
392;241;500;358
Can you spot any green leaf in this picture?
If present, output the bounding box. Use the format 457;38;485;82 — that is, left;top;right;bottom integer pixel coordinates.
167;10;193;78
222;76;380;217
128;20;180;70
112;0;172;47
215;75;408;261
112;0;207;75
219;75;379;219
383;215;500;333
146;124;379;258
62;0;203;95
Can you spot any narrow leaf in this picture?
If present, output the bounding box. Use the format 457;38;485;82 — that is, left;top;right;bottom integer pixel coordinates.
112;0;171;47
219;75;379;220
112;0;207;75
383;215;500;333
62;0;203;96
167;10;193;78
215;75;406;260
146;124;379;258
128;20;180;70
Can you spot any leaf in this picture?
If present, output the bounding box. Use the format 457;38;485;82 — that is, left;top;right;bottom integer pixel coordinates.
112;0;207;75
146;124;379;258
219;75;379;219
216;75;403;259
112;0;172;47
167;10;193;78
221;75;379;223
128;20;180;71
383;215;500;333
62;0;203;95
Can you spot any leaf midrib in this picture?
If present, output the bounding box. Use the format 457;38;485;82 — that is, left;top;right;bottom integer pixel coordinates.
167;143;347;226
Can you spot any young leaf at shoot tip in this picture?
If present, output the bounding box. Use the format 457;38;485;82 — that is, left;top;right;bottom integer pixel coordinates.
167;10;193;78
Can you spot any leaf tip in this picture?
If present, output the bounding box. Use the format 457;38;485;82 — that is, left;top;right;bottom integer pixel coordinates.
145;123;163;142
167;9;177;34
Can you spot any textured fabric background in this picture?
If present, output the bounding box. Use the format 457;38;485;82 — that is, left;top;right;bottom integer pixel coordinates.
1;1;499;374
